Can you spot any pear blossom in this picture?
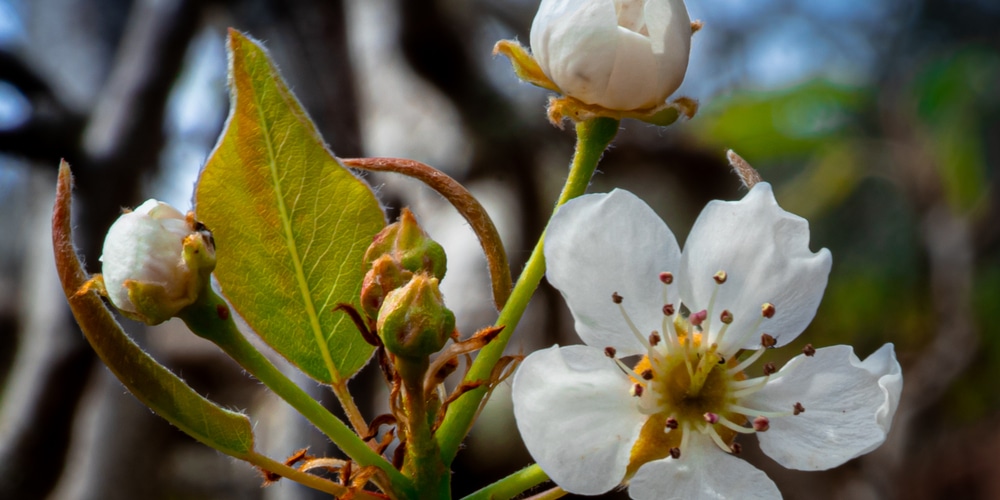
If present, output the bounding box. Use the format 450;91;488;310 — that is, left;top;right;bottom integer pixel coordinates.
530;0;693;110
100;199;215;324
512;186;902;498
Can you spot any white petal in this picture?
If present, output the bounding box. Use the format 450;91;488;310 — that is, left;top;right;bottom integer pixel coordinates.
601;28;661;110
512;345;647;495
678;183;832;354
530;0;618;105
743;344;903;470
629;433;781;500
545;189;681;355
135;198;185;220
641;0;691;102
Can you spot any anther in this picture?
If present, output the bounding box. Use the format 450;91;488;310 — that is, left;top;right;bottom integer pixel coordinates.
720;310;733;324
703;412;719;424
659;272;673;285
718;354;726;364
641;369;654;380
713;270;728;284
669;447;681;459
604;346;617;358
665;417;679;430
793;402;805;415
649;331;661;346
761;302;776;318
690;310;708;327
663;303;675;316
762;362;777;375
803;344;816;357
730;442;742;455
753;416;770;432
630;384;644;398
760;333;777;348
612;292;623;304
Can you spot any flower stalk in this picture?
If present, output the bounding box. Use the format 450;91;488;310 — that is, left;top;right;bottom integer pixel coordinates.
178;288;416;498
435;117;620;464
460;464;550;500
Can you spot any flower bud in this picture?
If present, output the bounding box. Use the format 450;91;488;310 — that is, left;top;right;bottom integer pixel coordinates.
376;273;455;359
364;208;446;280
100;199;215;325
530;0;692;111
360;254;413;320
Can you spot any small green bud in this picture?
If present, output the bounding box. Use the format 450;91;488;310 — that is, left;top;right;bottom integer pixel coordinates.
377;273;455;359
364;208;446;280
360;255;413;320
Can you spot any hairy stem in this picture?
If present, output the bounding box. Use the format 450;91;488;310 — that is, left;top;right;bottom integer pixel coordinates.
398;357;449;498
180;291;415;499
434;118;620;463
460;464;549;500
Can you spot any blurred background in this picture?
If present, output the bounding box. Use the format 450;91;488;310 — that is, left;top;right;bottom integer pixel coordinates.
0;0;998;498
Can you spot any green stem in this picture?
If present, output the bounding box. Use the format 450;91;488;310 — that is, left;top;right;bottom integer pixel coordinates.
460;464;549;500
398;358;449;498
435;117;620;464
180;290;416;499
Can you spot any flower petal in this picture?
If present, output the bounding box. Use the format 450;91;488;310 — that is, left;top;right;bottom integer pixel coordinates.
743;344;903;470
602;28;660;110
545;189;682;355
641;0;691;102
513;345;647;495
629;433;781;500
678;183;832;354
531;0;618;105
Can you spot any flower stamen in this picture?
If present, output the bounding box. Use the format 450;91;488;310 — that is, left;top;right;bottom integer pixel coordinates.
753;416;770;432
727;347;766;376
613;292;656;353
726;403;797;419
717;415;756;435
703;422;733;453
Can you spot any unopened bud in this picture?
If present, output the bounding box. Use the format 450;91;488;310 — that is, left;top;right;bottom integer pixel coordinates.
364;208;446;280
100;200;215;325
376;274;455;359
360;255;413;320
530;0;693;110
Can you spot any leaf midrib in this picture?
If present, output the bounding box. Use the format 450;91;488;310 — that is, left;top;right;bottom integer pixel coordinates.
252;61;341;383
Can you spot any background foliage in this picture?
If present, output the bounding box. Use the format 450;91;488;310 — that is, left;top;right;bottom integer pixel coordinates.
0;0;997;498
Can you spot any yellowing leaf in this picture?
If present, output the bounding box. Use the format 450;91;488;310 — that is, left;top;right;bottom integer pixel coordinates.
196;30;384;383
53;161;254;458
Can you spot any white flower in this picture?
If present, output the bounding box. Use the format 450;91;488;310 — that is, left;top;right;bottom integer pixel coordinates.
530;0;692;111
100;199;214;324
512;186;902;498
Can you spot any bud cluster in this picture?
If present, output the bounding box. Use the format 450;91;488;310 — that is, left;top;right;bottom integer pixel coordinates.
361;208;454;359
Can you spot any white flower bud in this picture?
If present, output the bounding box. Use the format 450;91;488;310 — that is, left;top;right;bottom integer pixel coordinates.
100;199;213;324
530;0;692;110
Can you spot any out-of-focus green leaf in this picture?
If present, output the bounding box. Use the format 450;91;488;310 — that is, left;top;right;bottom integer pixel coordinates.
691;80;870;161
912;49;997;214
196;30;384;384
776;143;863;220
53;161;254;459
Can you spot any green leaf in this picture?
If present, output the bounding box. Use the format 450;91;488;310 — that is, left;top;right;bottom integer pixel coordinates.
691;80;870;161
53;161;254;459
196;30;384;383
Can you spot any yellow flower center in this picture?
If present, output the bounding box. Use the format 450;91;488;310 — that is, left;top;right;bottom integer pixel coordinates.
625;329;747;476
605;270;799;476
